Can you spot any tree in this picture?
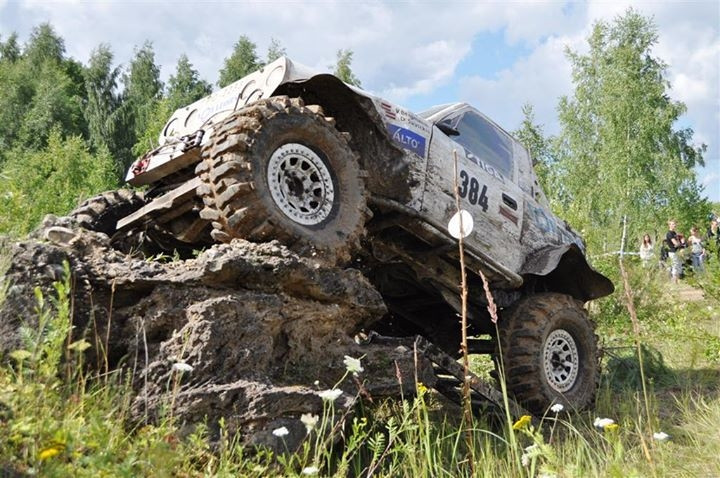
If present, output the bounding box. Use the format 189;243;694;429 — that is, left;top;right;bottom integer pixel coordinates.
0;130;118;236
555;9;708;252
218;36;261;88
513;104;555;193
83;44;123;160
167;54;212;111
122;42;163;162
333;49;361;87
24;23;65;67
0;24;85;158
0;33;20;63
266;38;286;63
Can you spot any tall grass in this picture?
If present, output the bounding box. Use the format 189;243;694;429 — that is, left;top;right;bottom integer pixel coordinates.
0;256;718;476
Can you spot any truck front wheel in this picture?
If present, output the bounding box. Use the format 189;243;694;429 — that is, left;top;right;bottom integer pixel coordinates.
196;96;367;263
496;292;599;414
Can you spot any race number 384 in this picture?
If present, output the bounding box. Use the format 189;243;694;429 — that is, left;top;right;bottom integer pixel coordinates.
458;170;489;212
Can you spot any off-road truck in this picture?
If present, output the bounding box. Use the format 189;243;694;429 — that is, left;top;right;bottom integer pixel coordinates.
73;57;614;414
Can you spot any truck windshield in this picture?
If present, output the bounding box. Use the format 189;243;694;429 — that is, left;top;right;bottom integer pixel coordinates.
452;110;514;180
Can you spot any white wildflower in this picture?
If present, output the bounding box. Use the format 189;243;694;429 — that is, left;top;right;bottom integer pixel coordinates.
313;380;320;387
300;413;319;434
653;431;670;441
550;403;564;413
593;417;615;429
302;466;319;475
343;355;364;374
272;426;289;437
521;444;540;466
172;362;193;373
318;389;343;402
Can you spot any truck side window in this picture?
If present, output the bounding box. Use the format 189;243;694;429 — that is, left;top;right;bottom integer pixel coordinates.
453;111;514;180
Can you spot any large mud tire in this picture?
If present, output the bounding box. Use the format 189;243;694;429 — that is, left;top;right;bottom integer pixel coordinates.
71;189;146;236
196;96;367;263
497;293;599;414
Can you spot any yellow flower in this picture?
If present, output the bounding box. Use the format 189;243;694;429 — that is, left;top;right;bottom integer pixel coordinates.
605;423;620;432
416;383;428;396
512;415;532;431
38;446;62;460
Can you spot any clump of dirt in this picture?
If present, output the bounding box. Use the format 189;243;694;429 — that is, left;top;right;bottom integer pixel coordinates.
0;214;435;452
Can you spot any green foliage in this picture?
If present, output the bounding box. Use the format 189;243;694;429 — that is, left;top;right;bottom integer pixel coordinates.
167;54;212;111
122;42;163;169
83;44;127;166
554;9;709;254
0;24;86;163
0;32;20;63
333;49;361;86
513;103;555;194
218;35;261;88
0;130;118;236
266;38;286;63
131;97;173;157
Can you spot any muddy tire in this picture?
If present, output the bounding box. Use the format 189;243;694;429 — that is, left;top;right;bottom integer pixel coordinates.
196;96;367;263
496;293;599;414
71;189;145;236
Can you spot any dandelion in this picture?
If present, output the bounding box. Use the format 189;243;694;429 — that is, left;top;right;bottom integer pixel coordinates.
653;431;670;441
318;388;343;402
302;466;319;475
300;413;319;434
605;423;619;432
272;426;289;437
512;415;532;430
550;403;564;413
593;417;615;429
172;362;194;373
343;355;364;374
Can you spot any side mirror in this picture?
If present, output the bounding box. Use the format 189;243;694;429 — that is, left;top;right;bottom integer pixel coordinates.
437;121;460;137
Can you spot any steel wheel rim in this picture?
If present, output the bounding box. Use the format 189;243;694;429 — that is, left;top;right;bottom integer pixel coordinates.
267;143;335;225
543;329;579;392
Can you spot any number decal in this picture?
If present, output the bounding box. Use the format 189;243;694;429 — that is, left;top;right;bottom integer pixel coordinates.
477;185;488;212
458;170;489;212
459;170;469;198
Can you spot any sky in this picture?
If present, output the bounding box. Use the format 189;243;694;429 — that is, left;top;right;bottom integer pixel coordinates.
1;0;718;202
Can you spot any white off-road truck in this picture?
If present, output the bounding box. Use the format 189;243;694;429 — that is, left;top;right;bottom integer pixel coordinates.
73;57;613;414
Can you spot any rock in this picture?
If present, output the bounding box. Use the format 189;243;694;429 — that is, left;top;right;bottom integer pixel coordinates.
0;216;436;449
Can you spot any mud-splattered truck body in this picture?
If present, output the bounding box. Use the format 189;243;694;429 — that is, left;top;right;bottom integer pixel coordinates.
96;57;613;414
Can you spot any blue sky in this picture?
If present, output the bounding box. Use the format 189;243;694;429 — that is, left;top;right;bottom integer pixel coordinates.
1;0;718;202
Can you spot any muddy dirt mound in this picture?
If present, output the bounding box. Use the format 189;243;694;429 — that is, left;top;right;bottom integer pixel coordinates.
0;215;435;452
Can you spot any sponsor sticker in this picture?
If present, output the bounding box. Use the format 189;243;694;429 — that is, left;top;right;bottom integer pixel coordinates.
387;124;426;157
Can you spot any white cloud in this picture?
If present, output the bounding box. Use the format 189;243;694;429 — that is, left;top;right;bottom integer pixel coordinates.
1;0;718;201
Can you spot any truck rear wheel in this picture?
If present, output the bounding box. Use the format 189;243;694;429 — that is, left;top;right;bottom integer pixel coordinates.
196;96;367;263
71;189;146;236
496;292;599;414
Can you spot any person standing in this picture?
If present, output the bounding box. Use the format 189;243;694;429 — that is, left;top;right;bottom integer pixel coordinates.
707;217;719;261
666;220;682;283
639;233;655;268
688;226;705;274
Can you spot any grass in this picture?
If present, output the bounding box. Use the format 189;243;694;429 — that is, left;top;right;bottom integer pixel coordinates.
0;256;718;476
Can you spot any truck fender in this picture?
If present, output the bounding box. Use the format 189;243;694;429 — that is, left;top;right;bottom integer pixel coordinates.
521;244;614;301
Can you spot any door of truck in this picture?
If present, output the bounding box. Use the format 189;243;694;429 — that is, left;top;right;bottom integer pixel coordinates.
422;105;525;273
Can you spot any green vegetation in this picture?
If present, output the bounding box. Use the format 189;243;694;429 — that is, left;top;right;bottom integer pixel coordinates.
0;7;717;478
0;259;718;476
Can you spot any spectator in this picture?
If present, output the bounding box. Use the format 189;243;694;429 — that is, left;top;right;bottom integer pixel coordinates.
688;226;705;274
639;233;655;268
707;217;719;260
666;220;682;283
